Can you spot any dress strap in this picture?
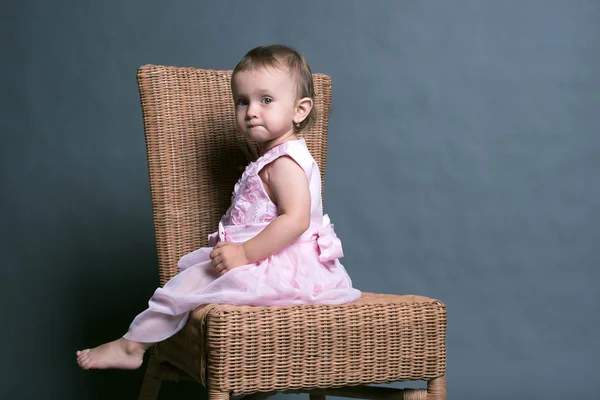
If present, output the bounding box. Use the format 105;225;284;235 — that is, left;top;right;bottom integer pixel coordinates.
254;139;314;179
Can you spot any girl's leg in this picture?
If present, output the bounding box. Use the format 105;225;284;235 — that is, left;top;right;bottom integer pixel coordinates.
77;258;216;370
76;337;154;370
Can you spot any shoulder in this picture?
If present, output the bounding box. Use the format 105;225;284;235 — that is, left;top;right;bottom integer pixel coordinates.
280;139;317;174
260;154;305;181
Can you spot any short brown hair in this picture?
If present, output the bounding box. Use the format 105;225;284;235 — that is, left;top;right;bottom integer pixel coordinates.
232;45;315;132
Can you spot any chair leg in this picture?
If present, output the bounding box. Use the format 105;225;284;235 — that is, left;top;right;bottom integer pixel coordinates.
208;389;230;400
427;375;446;400
138;354;162;400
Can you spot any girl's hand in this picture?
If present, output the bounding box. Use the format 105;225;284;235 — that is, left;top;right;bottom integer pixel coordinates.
209;241;250;275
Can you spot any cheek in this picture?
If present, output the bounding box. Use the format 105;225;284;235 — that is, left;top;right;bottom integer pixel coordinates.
235;110;245;123
271;107;290;123
234;116;245;131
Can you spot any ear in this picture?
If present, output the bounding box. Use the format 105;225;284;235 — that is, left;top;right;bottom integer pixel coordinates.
293;97;314;124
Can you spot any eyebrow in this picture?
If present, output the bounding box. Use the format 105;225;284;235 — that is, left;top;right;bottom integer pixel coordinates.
232;90;274;98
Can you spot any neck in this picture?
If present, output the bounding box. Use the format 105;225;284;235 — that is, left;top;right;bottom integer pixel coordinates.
258;132;298;153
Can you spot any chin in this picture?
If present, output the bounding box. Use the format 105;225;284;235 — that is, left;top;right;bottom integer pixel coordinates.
244;134;265;143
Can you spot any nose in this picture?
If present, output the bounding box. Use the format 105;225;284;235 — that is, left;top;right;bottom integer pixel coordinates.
246;101;258;120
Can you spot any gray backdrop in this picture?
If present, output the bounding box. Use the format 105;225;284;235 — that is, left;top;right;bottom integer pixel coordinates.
2;1;599;399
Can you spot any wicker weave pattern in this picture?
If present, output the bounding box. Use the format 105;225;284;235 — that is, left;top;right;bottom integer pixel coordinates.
137;65;331;286
154;293;446;394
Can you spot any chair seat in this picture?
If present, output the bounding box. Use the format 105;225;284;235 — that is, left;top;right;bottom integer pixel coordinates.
153;292;447;396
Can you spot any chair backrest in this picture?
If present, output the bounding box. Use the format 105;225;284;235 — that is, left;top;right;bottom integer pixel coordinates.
137;65;332;285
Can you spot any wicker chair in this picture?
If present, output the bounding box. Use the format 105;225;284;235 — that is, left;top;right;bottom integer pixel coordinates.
136;65;447;400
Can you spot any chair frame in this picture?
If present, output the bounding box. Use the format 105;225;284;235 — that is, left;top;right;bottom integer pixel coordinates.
135;64;447;400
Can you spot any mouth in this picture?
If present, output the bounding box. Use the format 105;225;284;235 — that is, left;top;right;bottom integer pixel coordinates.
248;119;263;128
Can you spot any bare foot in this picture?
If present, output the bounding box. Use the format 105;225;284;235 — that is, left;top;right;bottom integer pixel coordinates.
76;338;152;370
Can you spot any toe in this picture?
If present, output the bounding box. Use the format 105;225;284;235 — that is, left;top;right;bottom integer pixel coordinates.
79;353;90;364
81;357;92;369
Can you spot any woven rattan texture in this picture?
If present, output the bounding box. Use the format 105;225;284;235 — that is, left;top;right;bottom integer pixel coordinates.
154;293;446;394
137;65;331;286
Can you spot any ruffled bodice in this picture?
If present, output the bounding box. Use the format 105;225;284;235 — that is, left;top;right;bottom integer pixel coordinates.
221;150;280;226
221;138;324;228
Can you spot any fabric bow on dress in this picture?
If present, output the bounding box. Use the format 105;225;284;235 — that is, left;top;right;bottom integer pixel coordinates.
315;214;344;262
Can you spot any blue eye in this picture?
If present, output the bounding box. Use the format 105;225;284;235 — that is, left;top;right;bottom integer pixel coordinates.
236;99;249;107
262;97;273;104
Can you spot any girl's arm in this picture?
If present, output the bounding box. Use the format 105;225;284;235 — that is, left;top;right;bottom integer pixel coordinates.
242;155;311;262
210;155;310;274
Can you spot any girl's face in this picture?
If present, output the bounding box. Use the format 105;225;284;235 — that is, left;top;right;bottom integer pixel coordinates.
231;67;299;147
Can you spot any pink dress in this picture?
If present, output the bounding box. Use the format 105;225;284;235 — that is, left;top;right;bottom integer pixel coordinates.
124;139;361;343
